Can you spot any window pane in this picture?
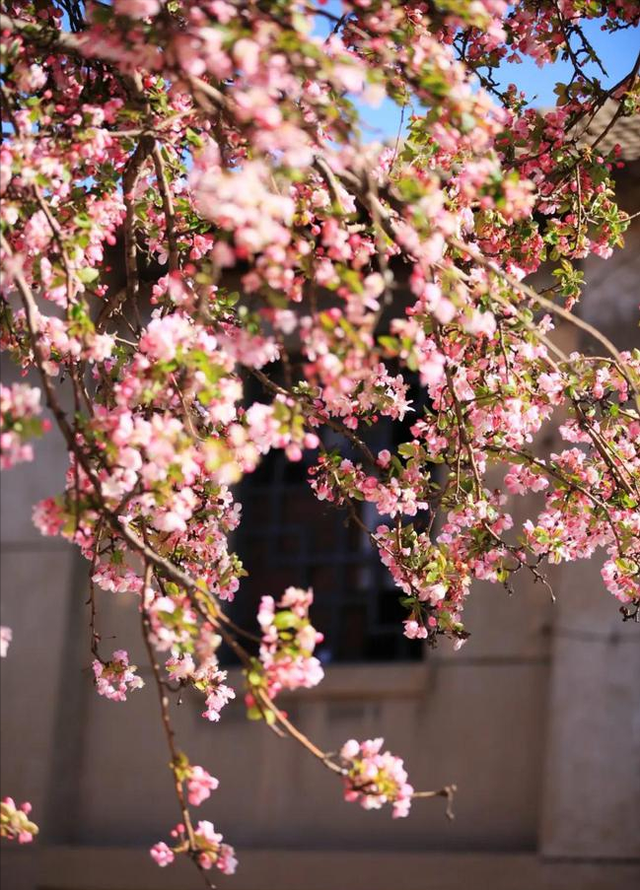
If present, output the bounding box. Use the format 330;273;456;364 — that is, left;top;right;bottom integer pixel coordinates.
228;446;422;664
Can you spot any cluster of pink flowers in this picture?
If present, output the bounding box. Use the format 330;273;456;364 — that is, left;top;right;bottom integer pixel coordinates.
161;618;237;723
0;383;48;470
340;739;414;819
0;631;37;844
0;798;38;844
170;752;221;808
186;765;219;807
193;156;295;256
92;650;144;702
201;670;236;723
192;820;238;874
151;820;237;875
249;587;324;707
309;452;431;520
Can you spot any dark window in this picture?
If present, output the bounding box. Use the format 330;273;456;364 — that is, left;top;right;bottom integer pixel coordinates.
227;372;431;664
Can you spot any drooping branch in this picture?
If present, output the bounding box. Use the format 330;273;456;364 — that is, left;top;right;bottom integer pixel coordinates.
2;1;638;878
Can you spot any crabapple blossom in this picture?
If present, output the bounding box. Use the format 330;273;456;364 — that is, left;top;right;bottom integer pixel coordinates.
92;650;144;701
0;799;38;844
194;820;238;875
0;383;48;469
0;630;39;844
245;587;324;714
340;738;415;819
162;621;236;722
186;766;220;807
202;676;236;723
115;1;162;19
151;820;237;876
0;626;12;658
1;0;638;878
149;841;174;867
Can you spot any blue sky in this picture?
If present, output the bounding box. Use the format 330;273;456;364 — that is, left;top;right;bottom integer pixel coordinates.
314;2;639;141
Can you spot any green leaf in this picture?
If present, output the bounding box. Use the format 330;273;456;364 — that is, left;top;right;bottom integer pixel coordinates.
246;670;263;687
378;335;399;353
77;268;99;284
273;610;297;630
185;127;204;148
246;706;263;721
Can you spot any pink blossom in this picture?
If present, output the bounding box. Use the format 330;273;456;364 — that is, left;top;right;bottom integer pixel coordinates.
1;384;46;470
340;739;414;818
115;0;162;17
203;677;236;722
150;841;174;867
1;798;38;843
187;766;220;806
233;39;261;77
93;650;144;701
0;626;12;658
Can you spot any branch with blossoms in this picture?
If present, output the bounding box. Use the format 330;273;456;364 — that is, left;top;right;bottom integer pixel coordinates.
143;562;457;879
1;0;639;882
0;630;39;845
0;246;455;878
